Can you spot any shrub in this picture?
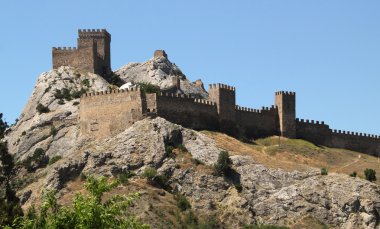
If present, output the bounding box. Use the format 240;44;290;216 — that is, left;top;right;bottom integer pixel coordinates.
235;183;243;193
62;88;72;101
54;89;64;100
350;171;357;177
57;99;65;105
22;148;48;172
213;151;232;176
79;173;87;181
0;113;8;139
136;82;161;94
72;88;86;99
175;194;191;211
320;168;328;175
364;168;377;182
142;167;157;182
48;155;62;165
73;101;80;106
50;125;58;136
108;73;124;87
13;176;150;228
165;145;175;156
177;144;188;152
36;103;50;114
82;79;90;87
118;171;135;185
21;131;26;136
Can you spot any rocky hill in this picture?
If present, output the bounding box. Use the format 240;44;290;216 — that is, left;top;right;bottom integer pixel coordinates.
2;61;380;228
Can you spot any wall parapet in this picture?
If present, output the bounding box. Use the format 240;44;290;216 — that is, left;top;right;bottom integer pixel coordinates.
332;129;379;139
78;29;111;39
296;118;326;125
209;83;235;91
275;91;295;96
235;105;276;114
52;47;78;52
81;87;141;98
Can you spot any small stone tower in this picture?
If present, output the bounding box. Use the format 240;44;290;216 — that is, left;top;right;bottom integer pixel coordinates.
275;91;296;138
52;29;111;77
209;84;236;122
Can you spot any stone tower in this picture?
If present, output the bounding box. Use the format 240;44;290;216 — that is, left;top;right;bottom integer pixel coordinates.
209;84;236;123
275;91;296;138
52;29;111;77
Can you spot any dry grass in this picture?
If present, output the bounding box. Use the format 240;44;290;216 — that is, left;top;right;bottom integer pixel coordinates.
203;131;380;185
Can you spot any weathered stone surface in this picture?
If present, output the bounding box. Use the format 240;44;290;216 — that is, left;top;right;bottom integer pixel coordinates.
116;56;208;98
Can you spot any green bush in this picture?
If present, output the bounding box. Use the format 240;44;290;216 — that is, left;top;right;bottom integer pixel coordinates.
57;99;65;105
235;183;243;193
350;171;357;177
320;168;328;175
72;88;86;99
79;173;87;181
142;167;157;182
50;126;57;136
118;171;136;185
73;101;80;106
36;103;50;114
13;176;150;228
136;82;161;95
165;145;175;156
364;168;377;182
81;79;90;87
177;144;188;152
213;151;232;176
48;155;62;165
22;148;48;172
175;194;191;211
0;113;8;139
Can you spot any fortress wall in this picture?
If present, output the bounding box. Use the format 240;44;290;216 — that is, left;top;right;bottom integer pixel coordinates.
79;89;144;139
296;119;331;145
235;106;278;138
330;130;380;156
156;94;219;130
52;47;78;69
145;93;157;112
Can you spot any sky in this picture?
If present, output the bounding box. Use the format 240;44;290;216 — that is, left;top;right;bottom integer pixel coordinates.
0;1;379;134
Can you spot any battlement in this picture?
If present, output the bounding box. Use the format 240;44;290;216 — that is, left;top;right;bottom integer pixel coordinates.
209;83;235;91
296;118;326;125
53;29;111;76
332;129;379;139
78;29;111;40
82;87;141;98
235;105;276;114
275;91;296;96
52;47;77;52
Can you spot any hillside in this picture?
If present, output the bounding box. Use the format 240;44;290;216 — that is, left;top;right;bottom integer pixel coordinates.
1;62;380;229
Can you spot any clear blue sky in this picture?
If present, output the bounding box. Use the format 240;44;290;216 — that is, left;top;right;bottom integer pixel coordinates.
0;1;379;134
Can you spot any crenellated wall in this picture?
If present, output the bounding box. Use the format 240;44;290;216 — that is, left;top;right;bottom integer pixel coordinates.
296;118;331;146
52;29;111;77
235;105;278;138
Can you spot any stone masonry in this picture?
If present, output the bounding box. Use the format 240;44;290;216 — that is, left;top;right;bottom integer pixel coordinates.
52;29;380;156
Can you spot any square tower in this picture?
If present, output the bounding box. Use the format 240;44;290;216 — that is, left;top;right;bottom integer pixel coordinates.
209;83;236;122
275;91;296;138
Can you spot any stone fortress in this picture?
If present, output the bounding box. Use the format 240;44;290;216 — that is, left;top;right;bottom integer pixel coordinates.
53;29;380;156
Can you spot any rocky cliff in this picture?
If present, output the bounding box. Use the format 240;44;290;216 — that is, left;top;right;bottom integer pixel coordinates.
3;63;380;229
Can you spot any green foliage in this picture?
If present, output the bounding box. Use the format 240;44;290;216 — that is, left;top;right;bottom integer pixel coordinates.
36;103;50;114
50;126;57;136
350;171;357;177
136;82;161;95
73;101;80;106
48;156;62;165
320;168;328;175
61;88;72;101
118;171;136;185
22;148;48;172
108;73;124;87
0;141;23;226
175;194;191;211
57;99;65;105
364;168;377;182
213;151;232;176
71;88;86;99
81;79;90;87
79;173;87;181
176;144;188;152
142;167;157;182
13;176;150;228
0;113;8;139
165;145;175;156
235;183;243;193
